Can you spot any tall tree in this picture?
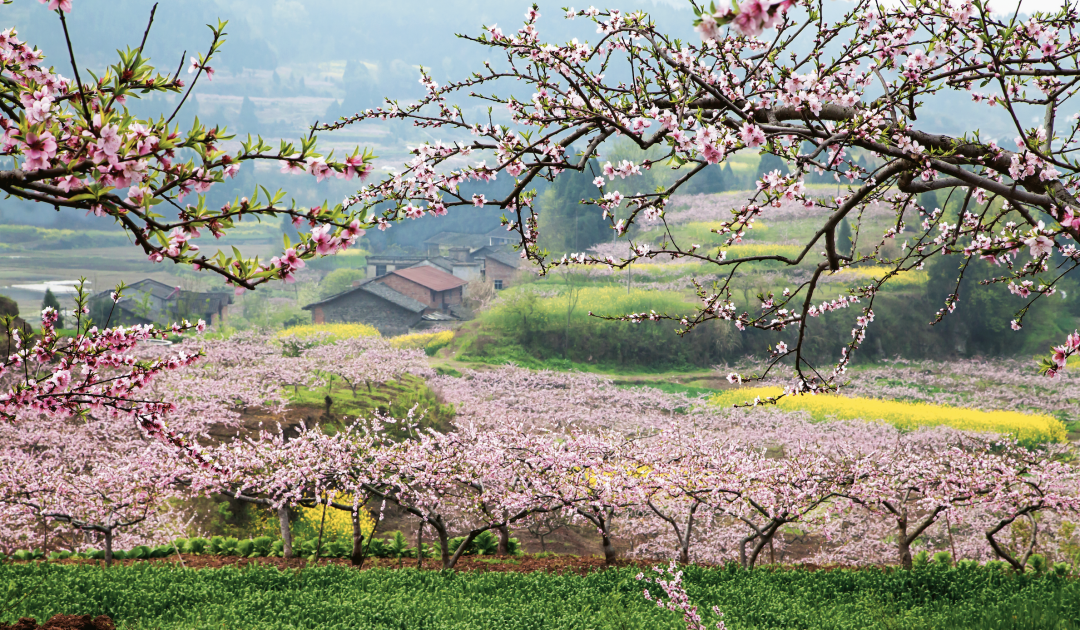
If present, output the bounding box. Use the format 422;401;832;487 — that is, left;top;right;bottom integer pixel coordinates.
41;289;62;329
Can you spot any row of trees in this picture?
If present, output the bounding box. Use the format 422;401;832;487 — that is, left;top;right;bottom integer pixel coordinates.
5;322;1076;574
189;396;1079;572
0;325;431;564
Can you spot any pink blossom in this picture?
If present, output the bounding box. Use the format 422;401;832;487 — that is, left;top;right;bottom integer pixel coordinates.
739;122;766;147
21;131;57;170
37;0;71;12
1024;234;1054;258
306;157;334;182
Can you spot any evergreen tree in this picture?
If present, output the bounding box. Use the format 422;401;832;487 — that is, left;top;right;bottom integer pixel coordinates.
237;97;258;134
538;158;608;253
42;288;63;329
837;218;853;256
682;163;729;195
756;153;790;180
919;190;939;213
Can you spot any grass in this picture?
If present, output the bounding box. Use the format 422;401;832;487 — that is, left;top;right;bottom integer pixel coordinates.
389;330;454;356
615;380;720;399
290;374;456;433
711;387;1068;443
3;562;1079;629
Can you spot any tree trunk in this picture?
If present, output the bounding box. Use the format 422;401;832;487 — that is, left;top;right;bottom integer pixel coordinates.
103;529;113;568
314;500;328;563
539;534;546;552
986;511;1039;573
600;531;616;566
747;521;781;569
350;511;365;566
416;522;424;569
277;505;293;559
447;531;479;569
496;524;510;556
434;521;450;569
897;514;913;570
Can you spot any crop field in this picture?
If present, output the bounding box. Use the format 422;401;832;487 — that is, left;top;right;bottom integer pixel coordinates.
2;562;1079;630
711;387;1068;443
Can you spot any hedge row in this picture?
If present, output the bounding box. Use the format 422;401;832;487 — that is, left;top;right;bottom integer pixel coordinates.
1;530;521;564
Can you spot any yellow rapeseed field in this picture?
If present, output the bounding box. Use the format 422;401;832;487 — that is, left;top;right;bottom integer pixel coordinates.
711;386;1066;443
828;265;928;287
723;243;804;259
297;494;376;542
276;323;380;342
389;330;454;352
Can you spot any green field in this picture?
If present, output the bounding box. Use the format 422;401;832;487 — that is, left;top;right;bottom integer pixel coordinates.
2;562;1078;630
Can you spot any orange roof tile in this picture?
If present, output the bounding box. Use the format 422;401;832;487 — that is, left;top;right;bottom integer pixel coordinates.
390;266;467;291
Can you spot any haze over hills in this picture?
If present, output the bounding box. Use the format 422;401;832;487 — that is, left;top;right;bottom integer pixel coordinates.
0;0;1064;232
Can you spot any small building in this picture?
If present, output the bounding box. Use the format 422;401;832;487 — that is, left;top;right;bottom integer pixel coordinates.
422;231;488;257
415;256;484;283
483;227;517;248
470;246;522;290
373;266;466;313
89;279;231;327
365;254;425;279
302;278;427;336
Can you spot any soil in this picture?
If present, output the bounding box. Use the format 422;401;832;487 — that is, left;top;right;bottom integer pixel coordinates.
0;615;115;630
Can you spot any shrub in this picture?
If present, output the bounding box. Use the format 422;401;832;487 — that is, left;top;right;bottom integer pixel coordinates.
236;539;254;557
251;537;273;558
1030;554;1048;575
390;330;454;356
327;540;350;559
319;268;368;299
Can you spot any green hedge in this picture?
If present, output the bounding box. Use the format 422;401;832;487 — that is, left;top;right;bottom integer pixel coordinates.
1;531;520;565
2;562;1079;629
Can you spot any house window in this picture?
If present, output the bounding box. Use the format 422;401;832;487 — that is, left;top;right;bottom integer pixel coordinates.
493;280;504;290
375;264;386;276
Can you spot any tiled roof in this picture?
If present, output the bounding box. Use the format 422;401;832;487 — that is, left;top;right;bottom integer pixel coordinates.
485;251;522;269
361;282;427;313
389;266;467;291
422;231;487;248
301;279;426;313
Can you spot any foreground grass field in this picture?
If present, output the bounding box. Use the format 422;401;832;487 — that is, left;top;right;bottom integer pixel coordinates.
2;562;1079;630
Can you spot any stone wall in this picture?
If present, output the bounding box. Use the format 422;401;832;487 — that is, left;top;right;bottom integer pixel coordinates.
320;291;421;336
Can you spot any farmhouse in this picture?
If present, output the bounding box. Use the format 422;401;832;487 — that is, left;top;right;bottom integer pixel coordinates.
302;278;427;336
372;266;467;313
468;246;522;290
88;279;232;327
